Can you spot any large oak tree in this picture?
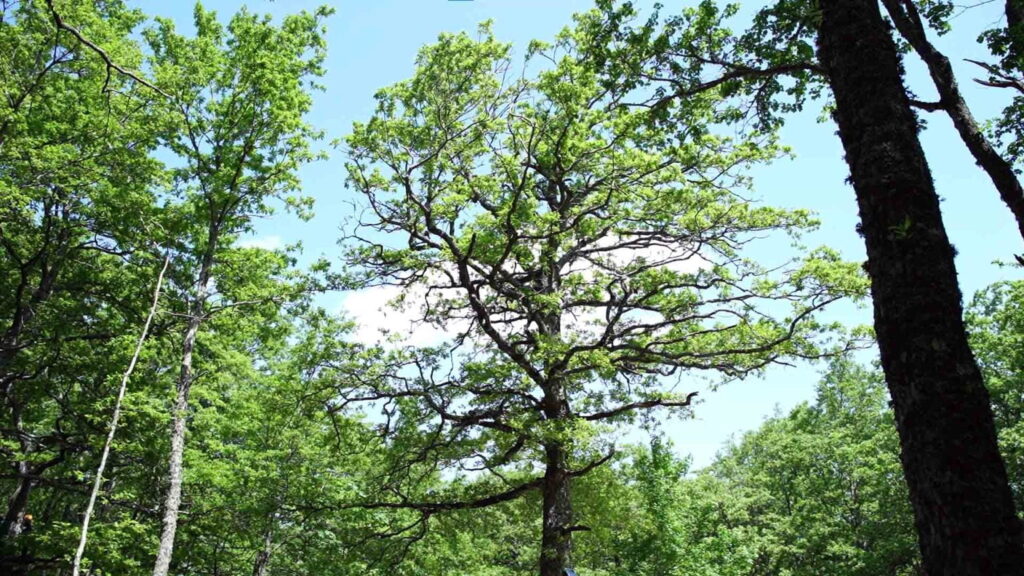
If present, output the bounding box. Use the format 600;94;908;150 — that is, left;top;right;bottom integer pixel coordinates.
344;23;861;576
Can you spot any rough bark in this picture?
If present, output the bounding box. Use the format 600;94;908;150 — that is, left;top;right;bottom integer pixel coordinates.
152;227;217;576
881;0;1024;246
537;250;572;576
817;1;1024;574
72;253;170;576
540;407;572;576
1007;0;1024;61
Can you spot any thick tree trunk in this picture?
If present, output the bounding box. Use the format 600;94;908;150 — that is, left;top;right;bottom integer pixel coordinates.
538;372;574;576
540;440;571;576
817;1;1024;574
1006;0;1024;61
535;242;573;576
152;227;217;576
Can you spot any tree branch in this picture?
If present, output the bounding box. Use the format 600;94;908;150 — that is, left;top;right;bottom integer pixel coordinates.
581;392;699;421
353;476;544;513
44;0;170;98
965;58;1024;94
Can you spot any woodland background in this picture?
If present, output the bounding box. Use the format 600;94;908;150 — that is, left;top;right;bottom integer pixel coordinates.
3;1;1024;575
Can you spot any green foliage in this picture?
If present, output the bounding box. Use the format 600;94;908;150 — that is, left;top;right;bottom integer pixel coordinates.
343;17;863;573
967;280;1024;512
408;356;924;576
581;0;826;132
569;359;920;576
2;2;1021;575
708;360;919;576
0;0;166;564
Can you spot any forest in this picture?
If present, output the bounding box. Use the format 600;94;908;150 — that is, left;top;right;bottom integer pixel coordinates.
2;0;1024;574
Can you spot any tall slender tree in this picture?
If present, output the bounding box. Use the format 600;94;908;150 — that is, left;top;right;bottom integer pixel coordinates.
142;5;331;574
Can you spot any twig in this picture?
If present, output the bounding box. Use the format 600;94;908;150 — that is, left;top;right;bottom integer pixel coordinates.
966;58;1024;94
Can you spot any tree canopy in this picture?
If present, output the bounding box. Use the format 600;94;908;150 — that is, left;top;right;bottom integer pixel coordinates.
343;21;862;575
1;1;1022;575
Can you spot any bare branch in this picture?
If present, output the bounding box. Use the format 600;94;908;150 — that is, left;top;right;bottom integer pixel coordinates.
965;58;1024;94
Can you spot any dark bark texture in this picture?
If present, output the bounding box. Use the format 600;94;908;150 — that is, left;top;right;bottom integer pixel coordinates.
540;432;572;576
817;0;1024;574
1007;0;1024;62
534;246;573;576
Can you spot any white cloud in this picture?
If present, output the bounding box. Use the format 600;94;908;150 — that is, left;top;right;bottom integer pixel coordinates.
341;284;457;347
238;235;284;251
341;237;713;348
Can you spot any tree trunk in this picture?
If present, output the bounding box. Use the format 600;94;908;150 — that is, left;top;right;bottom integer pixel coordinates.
2;461;32;539
153;227;217;576
817;1;1024;574
536;239;572;576
1006;0;1024;62
538;370;574;576
150;328;196;576
1;204;70;541
252;525;273;576
540;440;571;576
1;242;62;396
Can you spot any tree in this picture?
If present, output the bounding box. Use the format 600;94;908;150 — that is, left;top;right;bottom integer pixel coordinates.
711;360;919;576
159;304;383;576
344;23;862;576
816;1;1024;572
598;440;757;576
140;5;331;574
0;0;164;555
71;254;169;576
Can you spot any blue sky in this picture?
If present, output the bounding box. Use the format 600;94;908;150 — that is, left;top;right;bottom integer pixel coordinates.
138;0;1021;467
